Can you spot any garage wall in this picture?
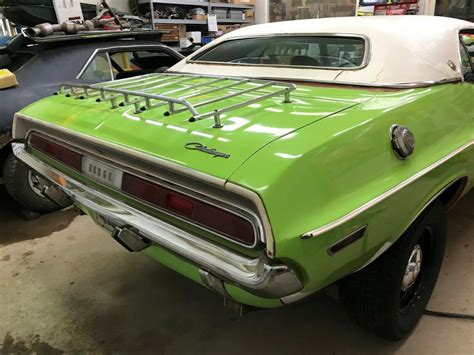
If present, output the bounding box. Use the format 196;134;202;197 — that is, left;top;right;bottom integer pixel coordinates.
80;0;131;13
255;0;438;22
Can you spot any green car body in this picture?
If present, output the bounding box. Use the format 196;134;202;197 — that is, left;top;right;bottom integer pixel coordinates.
12;77;473;307
11;17;474;312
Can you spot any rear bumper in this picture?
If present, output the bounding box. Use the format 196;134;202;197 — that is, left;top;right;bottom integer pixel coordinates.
13;143;303;299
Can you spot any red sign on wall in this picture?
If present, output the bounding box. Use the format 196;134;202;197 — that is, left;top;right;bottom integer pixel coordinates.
374;1;419;15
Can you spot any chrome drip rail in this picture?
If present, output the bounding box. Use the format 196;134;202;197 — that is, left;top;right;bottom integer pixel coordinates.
58;74;296;128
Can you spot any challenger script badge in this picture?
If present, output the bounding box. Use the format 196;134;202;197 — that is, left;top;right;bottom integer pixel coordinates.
185;142;230;159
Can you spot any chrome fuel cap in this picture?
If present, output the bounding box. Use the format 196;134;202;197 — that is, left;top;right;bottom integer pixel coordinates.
391;125;415;159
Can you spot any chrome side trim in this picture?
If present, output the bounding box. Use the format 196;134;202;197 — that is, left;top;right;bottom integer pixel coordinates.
169;71;463;90
187;33;371;71
13;143;302;298
302;141;474;239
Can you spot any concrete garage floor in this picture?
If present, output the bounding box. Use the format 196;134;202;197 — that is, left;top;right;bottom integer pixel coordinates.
0;187;473;354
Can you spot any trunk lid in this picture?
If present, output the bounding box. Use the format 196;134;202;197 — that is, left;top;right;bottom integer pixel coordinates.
20;76;370;181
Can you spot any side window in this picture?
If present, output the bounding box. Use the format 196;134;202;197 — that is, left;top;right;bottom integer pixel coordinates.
108;50;181;80
460;32;474;74
459;41;472;76
79;52;112;82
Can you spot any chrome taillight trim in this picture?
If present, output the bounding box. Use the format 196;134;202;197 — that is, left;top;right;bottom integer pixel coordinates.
25;129;264;249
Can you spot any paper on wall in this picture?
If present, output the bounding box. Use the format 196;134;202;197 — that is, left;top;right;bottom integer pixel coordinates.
208;14;218;32
52;0;84;23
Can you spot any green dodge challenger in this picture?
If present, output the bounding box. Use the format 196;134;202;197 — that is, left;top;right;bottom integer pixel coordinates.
11;16;474;340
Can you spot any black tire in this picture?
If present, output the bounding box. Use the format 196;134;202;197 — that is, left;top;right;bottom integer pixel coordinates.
340;201;447;341
3;152;70;213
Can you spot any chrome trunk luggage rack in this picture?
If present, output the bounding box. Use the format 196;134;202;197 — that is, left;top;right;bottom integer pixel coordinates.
58;73;296;128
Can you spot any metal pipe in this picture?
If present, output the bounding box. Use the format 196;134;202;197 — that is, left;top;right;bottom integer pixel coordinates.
24;18;114;37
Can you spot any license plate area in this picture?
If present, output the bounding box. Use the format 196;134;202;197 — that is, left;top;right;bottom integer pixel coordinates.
82;156;123;189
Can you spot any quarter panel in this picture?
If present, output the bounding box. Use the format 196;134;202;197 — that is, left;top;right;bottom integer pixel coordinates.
228;83;473;293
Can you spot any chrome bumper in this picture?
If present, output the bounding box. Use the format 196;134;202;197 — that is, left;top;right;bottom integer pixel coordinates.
13;143;303;299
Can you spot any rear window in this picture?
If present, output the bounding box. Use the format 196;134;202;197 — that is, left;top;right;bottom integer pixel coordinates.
192;36;367;69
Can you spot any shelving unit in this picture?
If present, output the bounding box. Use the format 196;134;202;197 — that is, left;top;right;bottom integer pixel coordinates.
210;2;255;9
138;0;255;38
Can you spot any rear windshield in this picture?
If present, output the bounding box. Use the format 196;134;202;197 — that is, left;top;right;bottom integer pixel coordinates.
192;36;367;69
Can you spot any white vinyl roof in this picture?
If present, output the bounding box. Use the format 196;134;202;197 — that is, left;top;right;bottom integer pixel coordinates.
171;16;474;87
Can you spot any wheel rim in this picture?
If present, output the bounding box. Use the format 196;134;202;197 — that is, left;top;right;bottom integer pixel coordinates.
399;227;434;311
402;245;423;291
28;170;47;197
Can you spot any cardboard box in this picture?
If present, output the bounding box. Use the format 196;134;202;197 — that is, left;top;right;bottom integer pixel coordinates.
217;24;242;35
154;24;179;30
180;38;193;48
231;0;256;5
161;35;179;42
229;10;244;19
192;14;207;21
244;9;254;19
186;31;202;43
214;9;228;19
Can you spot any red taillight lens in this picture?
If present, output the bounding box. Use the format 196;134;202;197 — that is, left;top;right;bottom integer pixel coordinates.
166;193;194;216
30;135;83;171
121;173;256;246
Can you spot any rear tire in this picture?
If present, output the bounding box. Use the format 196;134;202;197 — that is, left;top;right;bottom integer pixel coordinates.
3;152;71;213
340;201;447;340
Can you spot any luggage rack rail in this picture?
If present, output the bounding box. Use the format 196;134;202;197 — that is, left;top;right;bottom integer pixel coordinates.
58;73;296;128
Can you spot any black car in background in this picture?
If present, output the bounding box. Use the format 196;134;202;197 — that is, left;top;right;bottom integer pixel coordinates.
0;31;184;213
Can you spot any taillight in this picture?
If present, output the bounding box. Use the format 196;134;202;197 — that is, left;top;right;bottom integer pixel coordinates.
121;173;256;246
30;135;83;171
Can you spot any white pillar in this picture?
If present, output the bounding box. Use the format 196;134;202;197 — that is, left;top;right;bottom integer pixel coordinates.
1;17;6;37
422;0;436;15
255;0;269;24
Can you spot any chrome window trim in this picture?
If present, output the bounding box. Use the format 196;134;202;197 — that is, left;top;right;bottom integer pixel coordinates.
301;141;474;239
75;44;184;80
105;52;114;82
187;33;371;71
168;70;463;89
13;113;273;253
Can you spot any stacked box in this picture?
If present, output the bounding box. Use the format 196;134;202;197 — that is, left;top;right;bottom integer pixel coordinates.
213;9;228;19
229;10;244;19
154;24;182;42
